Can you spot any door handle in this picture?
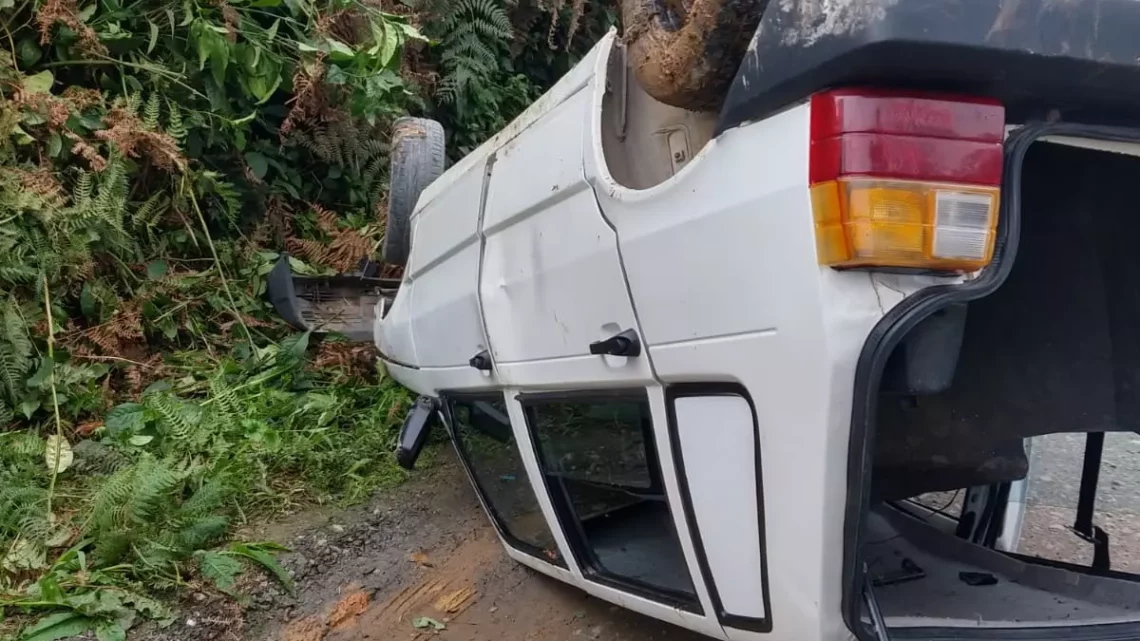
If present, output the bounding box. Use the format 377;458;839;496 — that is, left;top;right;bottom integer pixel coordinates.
589;328;641;358
469;349;493;371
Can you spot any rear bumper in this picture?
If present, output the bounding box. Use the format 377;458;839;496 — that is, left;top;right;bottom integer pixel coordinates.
719;0;1140;133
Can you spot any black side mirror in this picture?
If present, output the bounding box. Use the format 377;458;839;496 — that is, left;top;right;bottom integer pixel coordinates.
396;396;439;470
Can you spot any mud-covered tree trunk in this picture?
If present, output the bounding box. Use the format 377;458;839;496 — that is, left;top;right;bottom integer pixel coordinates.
622;0;764;111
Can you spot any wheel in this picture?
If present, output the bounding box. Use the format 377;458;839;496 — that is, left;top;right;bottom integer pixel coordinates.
384;117;445;267
622;0;764;112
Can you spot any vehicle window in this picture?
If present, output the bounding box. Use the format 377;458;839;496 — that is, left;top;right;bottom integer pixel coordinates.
449;396;564;566
526;393;699;607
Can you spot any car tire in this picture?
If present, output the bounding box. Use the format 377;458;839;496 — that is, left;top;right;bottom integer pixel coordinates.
622;0;764;112
384;117;445;267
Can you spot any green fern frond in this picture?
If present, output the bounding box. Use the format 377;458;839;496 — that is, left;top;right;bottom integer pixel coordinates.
176;514;229;550
88;465;138;533
124;92;143;115
166;99;186;142
209;374;241;428
127;457;181;525
0;485;47;537
178;478;230;518
144;93;161;129
132;192;169;241
0;342;30;403
147;393;198;442
90;156;129;232
73;170;94;208
92;530;133;566
3;299;31;360
443;33;499;69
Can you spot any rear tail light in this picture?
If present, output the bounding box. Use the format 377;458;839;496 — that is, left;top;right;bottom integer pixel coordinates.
810;90;1005;271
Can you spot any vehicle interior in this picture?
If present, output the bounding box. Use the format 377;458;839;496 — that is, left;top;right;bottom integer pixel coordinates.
451;393;701;608
598;42;718;191
863;140;1140;635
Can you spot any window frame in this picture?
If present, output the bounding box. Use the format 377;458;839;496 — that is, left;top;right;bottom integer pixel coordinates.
441;390;567;568
665;383;773;633
519;388;704;613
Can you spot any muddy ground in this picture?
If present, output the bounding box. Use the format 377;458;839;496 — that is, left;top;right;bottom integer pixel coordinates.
136;434;1140;641
139;449;701;641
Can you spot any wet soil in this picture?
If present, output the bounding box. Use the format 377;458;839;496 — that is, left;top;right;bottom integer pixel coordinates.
139;449;702;641
137;433;1140;641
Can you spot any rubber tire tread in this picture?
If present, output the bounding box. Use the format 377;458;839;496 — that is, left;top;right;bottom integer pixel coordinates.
385;117;445;267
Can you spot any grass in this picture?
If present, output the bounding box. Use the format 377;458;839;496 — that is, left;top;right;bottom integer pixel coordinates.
0;332;414;641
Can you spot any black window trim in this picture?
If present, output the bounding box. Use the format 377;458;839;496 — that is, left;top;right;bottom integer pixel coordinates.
665;383;774;633
441;389;568;569
518;388;705;614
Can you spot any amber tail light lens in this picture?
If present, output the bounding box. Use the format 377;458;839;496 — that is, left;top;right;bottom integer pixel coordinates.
810;90;1005;271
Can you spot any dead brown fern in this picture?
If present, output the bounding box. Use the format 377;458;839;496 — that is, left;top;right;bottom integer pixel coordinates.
36;0;107;54
95;105;186;172
64;132;108;171
14;167;67;211
123;354;166;398
14;90;73;129
80;304;145;356
281;60;330;141
285;204;377;272
307;341;377;381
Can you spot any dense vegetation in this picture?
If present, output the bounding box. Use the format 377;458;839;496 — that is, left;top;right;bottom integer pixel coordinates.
0;0;613;637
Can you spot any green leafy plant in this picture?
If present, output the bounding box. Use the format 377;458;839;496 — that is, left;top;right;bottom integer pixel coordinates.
0;0;609;637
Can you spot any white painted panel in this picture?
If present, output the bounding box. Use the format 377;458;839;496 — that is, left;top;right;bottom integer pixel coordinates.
408;241;488;368
587;105;815;346
414;31;613;213
482;186;642;364
383;362;496;397
481;87;590;233
407;156;486;278
674;395;766;619
375;278;418;368
494;353;655;390
586;98;875;641
480;85;650;385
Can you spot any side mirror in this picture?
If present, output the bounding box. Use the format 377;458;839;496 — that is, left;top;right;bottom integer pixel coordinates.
396;396;439;470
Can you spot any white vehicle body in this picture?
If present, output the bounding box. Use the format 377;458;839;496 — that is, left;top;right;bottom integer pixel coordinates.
373;31;1041;641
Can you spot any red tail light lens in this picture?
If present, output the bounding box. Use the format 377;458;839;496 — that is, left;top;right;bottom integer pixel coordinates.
810;89;1006;270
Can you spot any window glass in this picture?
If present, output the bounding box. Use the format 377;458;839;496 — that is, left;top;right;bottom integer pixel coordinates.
528;394;698;604
449;396;563;566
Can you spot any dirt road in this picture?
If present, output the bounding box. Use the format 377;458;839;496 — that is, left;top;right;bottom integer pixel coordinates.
141;449;702;641
139;436;1140;641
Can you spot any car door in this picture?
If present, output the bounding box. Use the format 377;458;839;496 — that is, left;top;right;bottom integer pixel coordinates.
473;32;724;639
478;85;652;389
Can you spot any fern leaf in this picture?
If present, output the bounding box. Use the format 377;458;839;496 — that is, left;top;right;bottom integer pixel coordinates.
126;456;181;525
87;466;138;533
92;530;133;566
0;343;30;403
209;374;241;429
3;300;30;360
178;514;229;550
143;93;161;129
124;92;143;115
166;98;186;142
148;394;198;442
